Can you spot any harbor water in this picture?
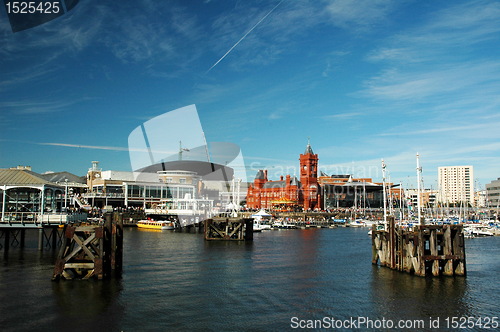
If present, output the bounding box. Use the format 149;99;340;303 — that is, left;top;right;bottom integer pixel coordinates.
1;227;499;331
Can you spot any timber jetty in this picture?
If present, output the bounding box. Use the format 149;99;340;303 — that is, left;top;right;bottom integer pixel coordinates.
372;217;466;277
52;212;123;281
204;217;253;241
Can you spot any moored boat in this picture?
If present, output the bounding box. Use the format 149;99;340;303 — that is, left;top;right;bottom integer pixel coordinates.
253;219;272;232
272;219;297;229
137;219;175;230
252;209;273;232
464;224;494;237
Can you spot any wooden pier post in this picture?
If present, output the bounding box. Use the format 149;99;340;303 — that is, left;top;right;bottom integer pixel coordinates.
372;223;466;277
204;218;253;241
51;227;58;249
4;230;9;252
244;218;253;241
111;212;123;276
388;217;396;269
52;212;123;281
20;229;25;248
452;225;466;276
37;228;43;251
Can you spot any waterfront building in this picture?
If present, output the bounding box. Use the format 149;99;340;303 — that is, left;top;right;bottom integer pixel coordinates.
0;166;83;223
405;189;437;209
438;166;474;206
475;189;487;208
246;170;301;210
318;173;399;209
85;161;207;208
83;160;245;218
246;141;401;211
39;171;87;198
246;141;321;211
485;178;500;208
1;158;238;224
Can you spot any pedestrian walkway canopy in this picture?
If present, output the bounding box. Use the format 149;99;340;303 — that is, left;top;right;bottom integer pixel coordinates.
0;168;67;223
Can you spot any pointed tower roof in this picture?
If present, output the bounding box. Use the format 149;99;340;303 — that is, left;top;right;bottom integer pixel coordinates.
255;170;266;180
304;138;314;154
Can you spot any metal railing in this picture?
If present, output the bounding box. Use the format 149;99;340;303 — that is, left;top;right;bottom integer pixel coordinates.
82;193;125;198
0;212;87;225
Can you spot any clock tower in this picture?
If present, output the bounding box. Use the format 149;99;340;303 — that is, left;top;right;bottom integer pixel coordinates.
299;139;320;210
86;161;102;190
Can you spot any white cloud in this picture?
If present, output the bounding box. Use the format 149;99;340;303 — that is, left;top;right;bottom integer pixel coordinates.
0;98;87;114
363;61;500;101
367;1;500;64
379;122;500;137
324;0;398;30
0;2;105;57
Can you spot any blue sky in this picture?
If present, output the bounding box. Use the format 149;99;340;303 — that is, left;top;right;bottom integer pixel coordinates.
1;0;500;190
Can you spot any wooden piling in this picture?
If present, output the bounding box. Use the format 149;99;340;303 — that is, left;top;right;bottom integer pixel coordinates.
20;229;25;248
37;228;43;251
204;218;253;241
52;212;123;281
111;212;123;276
51;227;58;249
372;221;466;277
4;230;9;253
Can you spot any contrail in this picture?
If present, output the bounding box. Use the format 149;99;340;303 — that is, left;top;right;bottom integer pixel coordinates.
206;0;284;74
38;142;130;151
37;142;175;154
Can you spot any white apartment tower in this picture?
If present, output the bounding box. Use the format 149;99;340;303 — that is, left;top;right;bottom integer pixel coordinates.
438;166;474;206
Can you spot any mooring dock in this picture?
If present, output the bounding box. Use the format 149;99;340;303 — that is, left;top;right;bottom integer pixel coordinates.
52;212;123;280
204;217;253;241
0;223;63;252
372;218;466;277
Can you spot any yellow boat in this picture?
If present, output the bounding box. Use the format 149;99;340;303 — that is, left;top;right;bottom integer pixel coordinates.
136;219;175;230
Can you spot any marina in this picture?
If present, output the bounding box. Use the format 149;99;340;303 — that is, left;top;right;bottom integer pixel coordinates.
1;226;499;330
3;0;500;330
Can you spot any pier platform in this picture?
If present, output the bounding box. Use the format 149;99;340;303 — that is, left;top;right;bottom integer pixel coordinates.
204;218;253;241
372;218;466;277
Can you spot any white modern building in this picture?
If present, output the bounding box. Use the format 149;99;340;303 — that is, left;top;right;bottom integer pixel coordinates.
438;166;474;206
485;178;500;208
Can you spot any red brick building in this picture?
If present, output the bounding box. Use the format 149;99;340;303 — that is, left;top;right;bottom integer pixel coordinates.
246;142;322;211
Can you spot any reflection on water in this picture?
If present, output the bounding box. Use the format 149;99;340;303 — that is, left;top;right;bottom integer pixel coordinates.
371;266;470;321
51;280;124;331
0;227;499;330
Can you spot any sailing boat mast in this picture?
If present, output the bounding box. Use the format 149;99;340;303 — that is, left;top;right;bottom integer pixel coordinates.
400;181;403;221
382;159;388;229
416;153;423;225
